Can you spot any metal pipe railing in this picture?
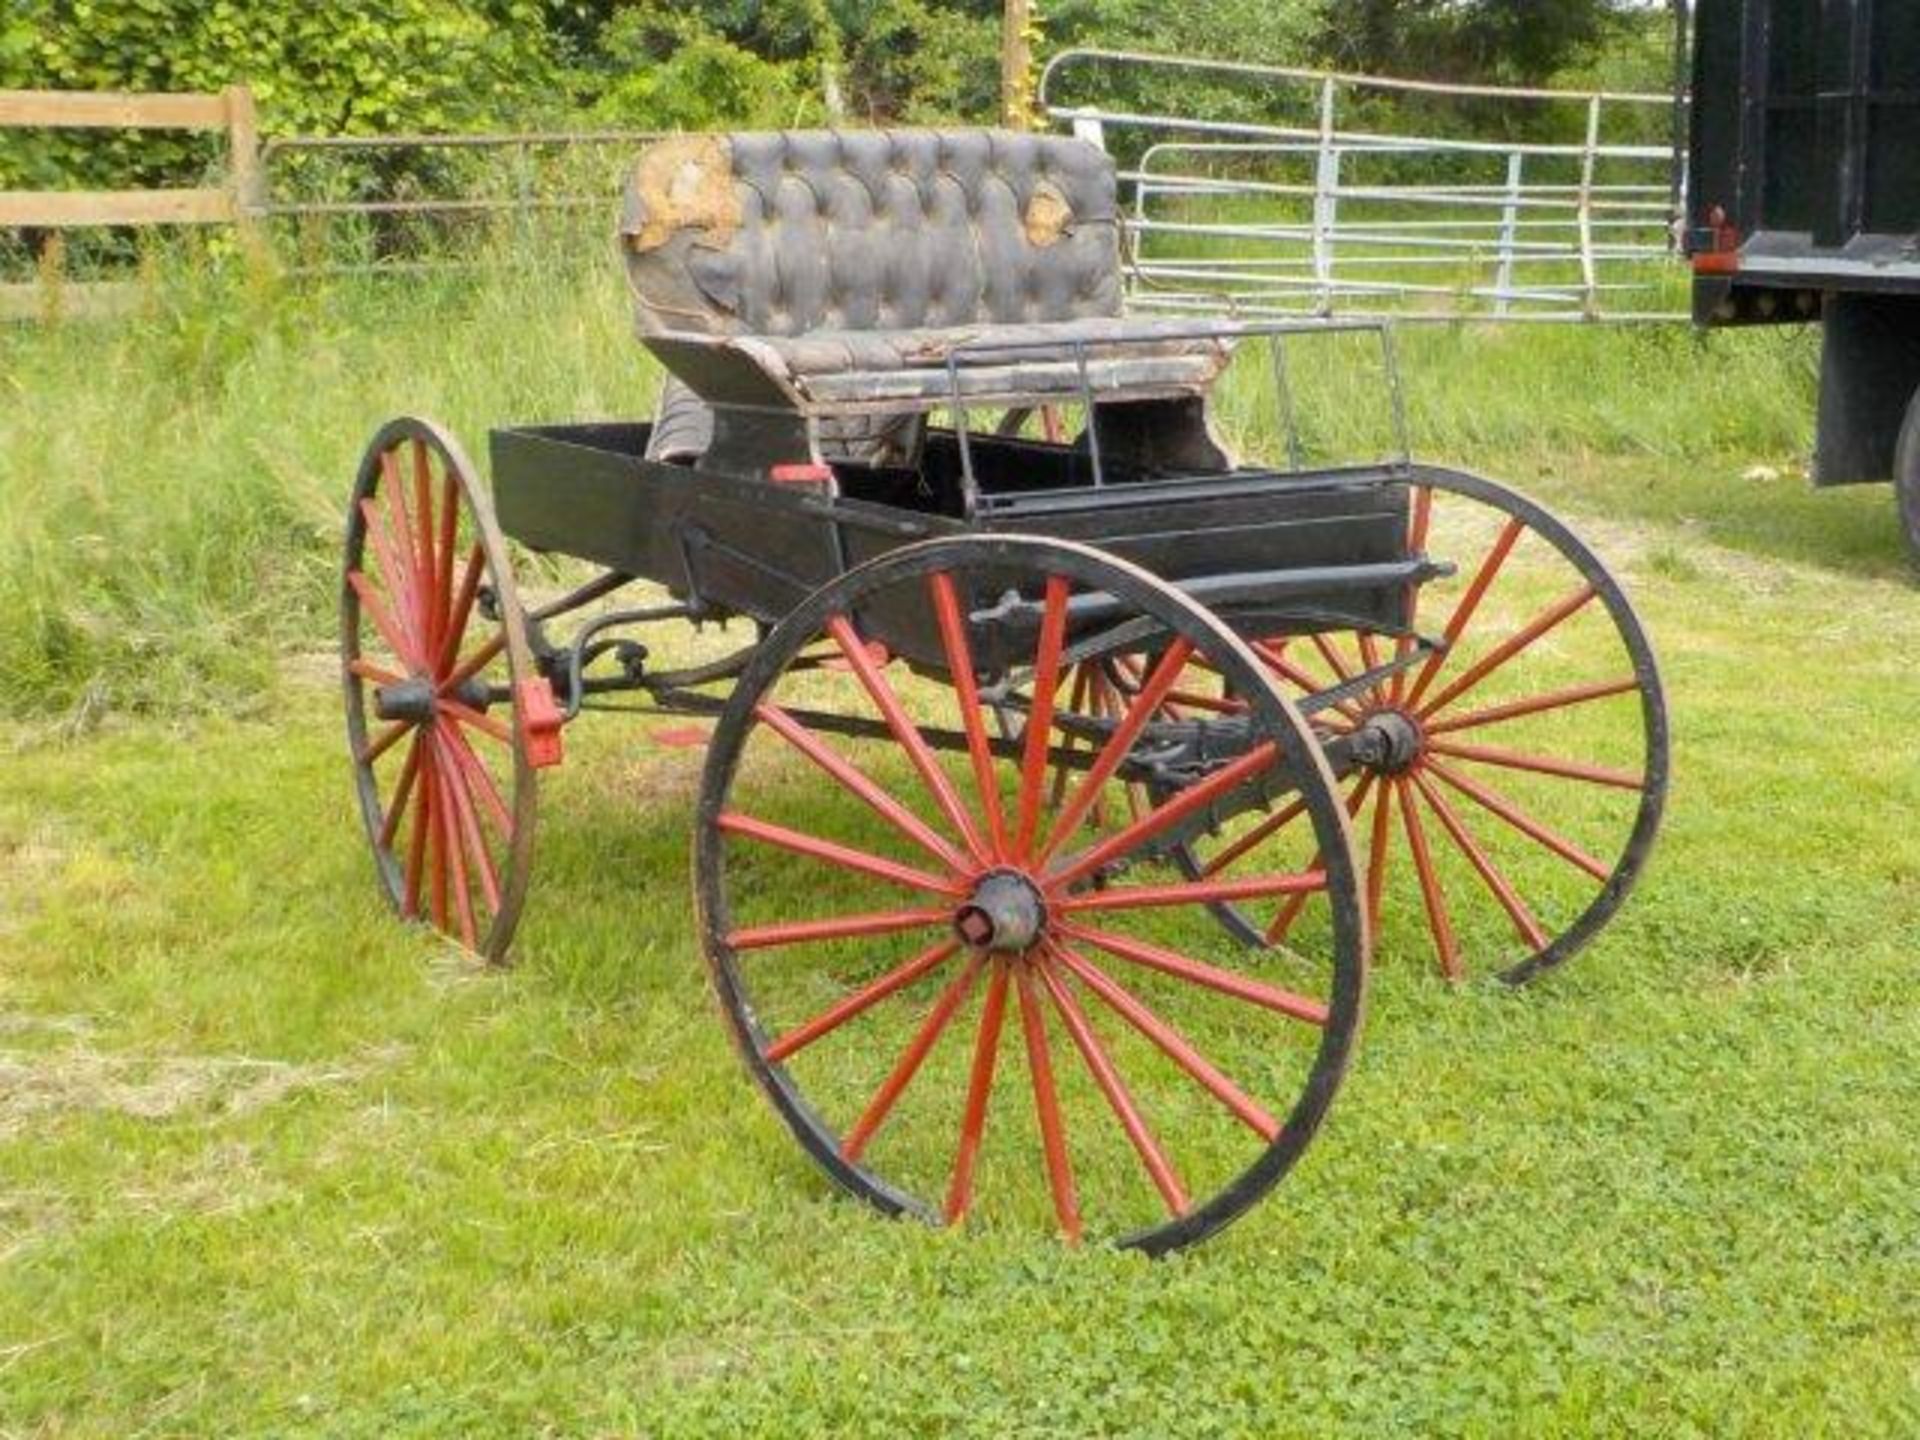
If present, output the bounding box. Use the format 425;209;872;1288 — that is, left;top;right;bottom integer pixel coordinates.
1045;49;1687;324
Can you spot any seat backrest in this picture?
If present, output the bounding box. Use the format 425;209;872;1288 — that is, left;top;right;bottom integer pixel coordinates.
620;129;1123;340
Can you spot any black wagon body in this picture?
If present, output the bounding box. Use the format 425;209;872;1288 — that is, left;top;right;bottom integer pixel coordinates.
1686;0;1920;533
491;417;1423;677
339;126;1670;1252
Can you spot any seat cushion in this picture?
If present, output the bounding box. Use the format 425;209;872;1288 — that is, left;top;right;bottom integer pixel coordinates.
621;129;1124;340
726;315;1235;406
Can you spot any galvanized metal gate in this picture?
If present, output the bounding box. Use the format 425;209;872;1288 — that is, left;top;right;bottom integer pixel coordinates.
1039;49;1688;324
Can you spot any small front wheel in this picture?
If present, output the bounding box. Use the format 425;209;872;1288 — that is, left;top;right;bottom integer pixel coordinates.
342;417;555;961
693;534;1366;1253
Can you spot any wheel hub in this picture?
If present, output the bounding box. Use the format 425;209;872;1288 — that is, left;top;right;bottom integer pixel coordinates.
371;675;436;724
953;870;1048;954
372;673;492;722
1355;706;1426;776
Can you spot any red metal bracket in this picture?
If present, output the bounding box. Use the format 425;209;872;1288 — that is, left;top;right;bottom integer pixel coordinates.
1690;205;1742;276
769;462;836;486
517;677;566;769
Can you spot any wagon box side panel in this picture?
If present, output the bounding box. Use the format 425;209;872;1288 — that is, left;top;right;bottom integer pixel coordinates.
491;425;660;574
977;474;1417;640
491;424;852;621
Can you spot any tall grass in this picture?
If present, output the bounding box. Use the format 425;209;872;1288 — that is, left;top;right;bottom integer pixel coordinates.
0;232;1815;723
0;229;653;722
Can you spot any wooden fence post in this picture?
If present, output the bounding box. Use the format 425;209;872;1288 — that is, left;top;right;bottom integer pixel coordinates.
222;85;265;248
1;85;266;318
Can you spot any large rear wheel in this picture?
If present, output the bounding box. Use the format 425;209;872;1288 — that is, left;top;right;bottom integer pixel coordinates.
1179;470;1669;985
694;535;1366;1253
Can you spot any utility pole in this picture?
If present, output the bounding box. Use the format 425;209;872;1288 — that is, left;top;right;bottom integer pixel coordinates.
1002;0;1033;129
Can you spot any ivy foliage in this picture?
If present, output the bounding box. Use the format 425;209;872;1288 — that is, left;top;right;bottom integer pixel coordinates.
0;0;563;187
0;0;1662;190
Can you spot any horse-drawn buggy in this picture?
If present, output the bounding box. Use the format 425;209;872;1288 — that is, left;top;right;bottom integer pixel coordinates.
340;128;1668;1252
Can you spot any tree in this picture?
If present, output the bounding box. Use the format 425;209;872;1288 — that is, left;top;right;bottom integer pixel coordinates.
0;0;563;188
1315;0;1637;87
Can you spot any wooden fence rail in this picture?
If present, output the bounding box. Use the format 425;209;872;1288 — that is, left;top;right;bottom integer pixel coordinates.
0;84;262;319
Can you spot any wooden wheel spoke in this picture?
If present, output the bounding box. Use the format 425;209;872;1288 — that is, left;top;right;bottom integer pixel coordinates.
827;615;990;865
438;631;507;697
1405;515;1527;710
945;960;1012;1224
348;571;421;671
1201;796;1310;877
425;741;452;933
1388;489;1434;702
349;656;403;687
1014;963;1082;1242
360;497;427;659
403;740;432;918
1039;638;1196;864
434;730;502;916
378;734;424;848
1364;778;1394;938
433;467;460;662
1059;922;1328;1026
410;438;437;609
1036;960;1188;1217
1163;688;1244;716
727;906;951;952
1427;738;1643;792
1418;583;1598;720
717;812;965;897
1047;665;1092;813
358;718;411;768
1356;631;1387;705
1310;632;1358;687
1048;740;1280;891
438;718;513;836
376;448;432;651
437;695;511;745
1426;760;1611;881
435;544;488;678
1058;870;1325;915
431;749;479;948
840;955;984;1162
1409;770;1549;950
765;940;961;1063
1395;777;1460;980
1051;944;1280;1141
1254;639;1362;719
1014;575;1072;860
1424;676;1640;736
1393;485;1435;678
928;572;1009;859
1265;774;1376;945
754;702;972;876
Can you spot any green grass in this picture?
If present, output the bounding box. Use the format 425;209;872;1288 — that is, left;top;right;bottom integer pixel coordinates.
3;256;1919;1435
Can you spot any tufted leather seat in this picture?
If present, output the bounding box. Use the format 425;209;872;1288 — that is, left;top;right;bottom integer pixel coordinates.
620;129;1234;460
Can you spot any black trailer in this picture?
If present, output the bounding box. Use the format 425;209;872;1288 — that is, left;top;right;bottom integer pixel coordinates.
1685;0;1920;553
339;128;1668;1252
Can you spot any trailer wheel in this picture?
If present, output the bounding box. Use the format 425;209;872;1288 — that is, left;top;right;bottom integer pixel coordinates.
342;417;548;962
1178;469;1669;987
1896;387;1920;565
694;534;1365;1253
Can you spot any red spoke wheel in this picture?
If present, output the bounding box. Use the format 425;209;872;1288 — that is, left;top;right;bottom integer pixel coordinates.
1182;469;1669;986
342;416;549;962
695;535;1366;1254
